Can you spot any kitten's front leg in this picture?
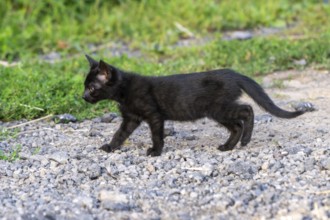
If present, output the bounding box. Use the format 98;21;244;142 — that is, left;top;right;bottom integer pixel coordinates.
101;117;141;153
146;115;164;156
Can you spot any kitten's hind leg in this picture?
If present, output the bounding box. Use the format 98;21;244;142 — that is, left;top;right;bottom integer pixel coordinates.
100;117;141;153
238;105;254;146
218;120;243;151
210;103;246;151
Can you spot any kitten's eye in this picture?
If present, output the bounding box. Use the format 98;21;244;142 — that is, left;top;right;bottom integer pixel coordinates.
89;87;95;93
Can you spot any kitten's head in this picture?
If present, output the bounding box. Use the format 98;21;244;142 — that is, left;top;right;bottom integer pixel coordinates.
83;55;122;104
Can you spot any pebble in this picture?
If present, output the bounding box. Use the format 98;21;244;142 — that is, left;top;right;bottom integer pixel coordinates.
293;59;307;66
146;164;156;173
99;190;132;211
100;113;118;123
53;114;77;123
164;127;176;137
292;102;316;112
201;163;214;176
270;161;284;172
228;161;259;179
255;114;273;124
48;151;69;164
87;164;102;180
320;158;330;170
88;128;102;137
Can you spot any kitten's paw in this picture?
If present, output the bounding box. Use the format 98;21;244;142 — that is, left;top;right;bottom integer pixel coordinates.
240;132;252;146
146;148;162;157
100;144;119;153
218;145;235;151
240;138;250;146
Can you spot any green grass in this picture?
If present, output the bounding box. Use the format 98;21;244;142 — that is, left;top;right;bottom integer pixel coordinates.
0;127;19;141
0;0;330;121
0;128;21;161
0;146;21;162
0;0;328;61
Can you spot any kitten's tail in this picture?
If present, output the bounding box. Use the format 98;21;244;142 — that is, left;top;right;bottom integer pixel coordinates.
236;73;305;118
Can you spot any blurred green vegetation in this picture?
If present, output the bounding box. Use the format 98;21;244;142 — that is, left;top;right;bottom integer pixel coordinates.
0;0;329;121
0;127;21;161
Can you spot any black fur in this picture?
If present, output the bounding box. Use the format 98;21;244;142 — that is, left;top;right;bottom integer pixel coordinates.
83;55;305;156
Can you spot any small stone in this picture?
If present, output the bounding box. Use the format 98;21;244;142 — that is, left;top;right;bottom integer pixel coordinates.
261;161;270;170
13;169;22;179
285;146;303;155
99;190;128;203
54;114;77;123
255;114;273;124
49;161;59;170
316;129;327;134
303;147;313;156
111;116;122;123
164;127;175;137
146;164;156;173
292;102;316;112
216;198;235;211
185;135;197;141
167;178;178;188
293;59;307;66
320;158;330;170
228;161;259;179
100;113;118;123
87;164;102;180
89;128;102;137
6;170;13;177
304;158;315;171
168;191;181;201
92;117;102;123
190;192;198;199
41;158;49;166
48;151;69;164
188;172;205;183
99;190;131;211
201;163;214;176
106;164;120;176
198;196;213;206
269;161;284;172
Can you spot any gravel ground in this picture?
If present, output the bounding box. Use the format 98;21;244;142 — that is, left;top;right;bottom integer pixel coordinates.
0;69;329;220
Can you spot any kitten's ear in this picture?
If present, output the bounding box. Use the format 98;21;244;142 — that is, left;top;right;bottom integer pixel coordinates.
98;60;111;83
85;54;98;68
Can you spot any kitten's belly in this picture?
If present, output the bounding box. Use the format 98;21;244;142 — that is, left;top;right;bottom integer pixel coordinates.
157;91;212;121
166;115;204;121
162;107;205;121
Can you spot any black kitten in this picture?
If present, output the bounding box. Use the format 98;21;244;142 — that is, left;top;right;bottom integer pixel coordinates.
83;55;305;156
